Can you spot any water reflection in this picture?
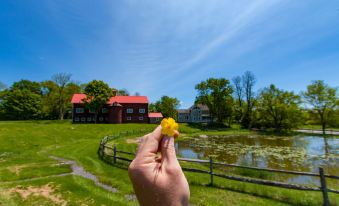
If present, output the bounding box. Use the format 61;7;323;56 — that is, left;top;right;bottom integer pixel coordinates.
176;135;339;185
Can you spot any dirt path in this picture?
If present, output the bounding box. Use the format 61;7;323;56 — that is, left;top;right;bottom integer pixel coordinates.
1;157;139;202
49;156;118;193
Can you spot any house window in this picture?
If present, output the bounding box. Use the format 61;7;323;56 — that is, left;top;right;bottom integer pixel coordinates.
127;116;131;121
99;117;104;121
76;108;84;113
102;108;108;113
75;117;79;122
81;117;86;122
139;108;145;113
89;108;95;113
139;116;143;120
87;117;92;122
127;108;133;113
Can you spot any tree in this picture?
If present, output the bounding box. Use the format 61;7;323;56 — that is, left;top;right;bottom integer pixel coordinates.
148;103;157;113
257;84;302;131
83;80;112;123
232;76;244;123
12;79;41;94
117;89;129;96
153;96;180;120
195;78;233;124
242;71;256;128
1;80;42;120
302;80;338;134
0;81;6;91
41;80;59;119
52;73;72;120
0;82;7;116
41;79;81;120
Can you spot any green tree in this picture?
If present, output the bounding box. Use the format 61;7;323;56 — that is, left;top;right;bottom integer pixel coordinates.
0;81;6;91
41;80;59;119
232;71;257;128
52;73;72;120
1;80;42;120
242;71;256;128
302;80;338;134
41;79;81;120
148;103;157;113
153;96;180;120
12;79;41;94
83;80;112;123
195;78;233;124
257;84;302;131
232;76;243;123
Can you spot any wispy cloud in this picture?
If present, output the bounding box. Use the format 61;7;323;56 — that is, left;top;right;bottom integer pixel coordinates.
1;0;338;108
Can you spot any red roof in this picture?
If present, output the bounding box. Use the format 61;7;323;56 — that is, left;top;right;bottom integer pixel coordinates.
148;112;163;118
71;94;148;104
71;94;86;103
109;96;148;104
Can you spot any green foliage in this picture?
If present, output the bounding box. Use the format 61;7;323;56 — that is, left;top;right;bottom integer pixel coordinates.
0;76;81;120
0;81;7;91
0;80;42;120
302;80;338;133
40;79;81;120
52;73;74;120
195;78;233;124
11;79;41;95
148;103;157;112
231;71;256;128
84;80;112;122
152;96;180;119
256;84;303;131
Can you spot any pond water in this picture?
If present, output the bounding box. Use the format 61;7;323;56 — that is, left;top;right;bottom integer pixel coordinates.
176;134;339;185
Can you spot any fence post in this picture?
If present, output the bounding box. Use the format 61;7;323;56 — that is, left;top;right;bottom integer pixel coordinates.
319;167;329;206
209;156;214;186
113;145;117;164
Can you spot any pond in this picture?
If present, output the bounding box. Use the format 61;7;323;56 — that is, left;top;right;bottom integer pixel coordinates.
175;134;339;186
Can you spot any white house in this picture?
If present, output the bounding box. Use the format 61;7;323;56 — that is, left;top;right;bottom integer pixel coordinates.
177;104;212;123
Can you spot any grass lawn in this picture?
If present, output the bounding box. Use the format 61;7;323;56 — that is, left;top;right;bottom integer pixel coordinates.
299;124;339;131
0;120;338;206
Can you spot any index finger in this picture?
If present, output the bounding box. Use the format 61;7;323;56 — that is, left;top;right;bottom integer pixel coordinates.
135;125;163;158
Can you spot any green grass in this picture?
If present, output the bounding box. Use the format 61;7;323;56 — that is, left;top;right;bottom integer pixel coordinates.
299;124;339;131
0;120;338;206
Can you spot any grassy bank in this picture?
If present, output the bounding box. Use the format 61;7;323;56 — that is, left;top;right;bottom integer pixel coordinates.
0;121;337;205
299;124;339;131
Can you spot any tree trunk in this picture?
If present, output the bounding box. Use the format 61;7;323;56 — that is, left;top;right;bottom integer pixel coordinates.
320;112;325;135
59;107;64;120
322;122;326;135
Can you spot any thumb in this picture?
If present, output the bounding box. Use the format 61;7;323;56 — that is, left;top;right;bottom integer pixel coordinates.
161;131;179;166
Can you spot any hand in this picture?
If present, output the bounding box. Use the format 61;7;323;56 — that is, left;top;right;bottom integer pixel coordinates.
128;126;190;206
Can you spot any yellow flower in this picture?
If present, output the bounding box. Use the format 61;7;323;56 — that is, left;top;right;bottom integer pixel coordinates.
161;118;179;137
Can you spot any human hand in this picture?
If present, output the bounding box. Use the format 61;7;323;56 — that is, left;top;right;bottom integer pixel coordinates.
128;126;190;206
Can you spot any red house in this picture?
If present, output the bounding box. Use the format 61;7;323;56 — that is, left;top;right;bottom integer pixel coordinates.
71;94;149;124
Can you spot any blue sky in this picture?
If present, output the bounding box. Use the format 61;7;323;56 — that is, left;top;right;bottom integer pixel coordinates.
0;0;338;108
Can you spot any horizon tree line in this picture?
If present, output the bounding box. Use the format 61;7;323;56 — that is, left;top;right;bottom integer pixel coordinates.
194;71;338;133
0;72;338;133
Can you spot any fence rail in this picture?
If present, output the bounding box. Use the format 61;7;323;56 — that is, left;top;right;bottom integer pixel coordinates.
98;132;339;206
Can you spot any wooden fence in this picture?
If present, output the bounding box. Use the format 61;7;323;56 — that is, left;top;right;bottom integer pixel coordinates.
98;132;339;206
